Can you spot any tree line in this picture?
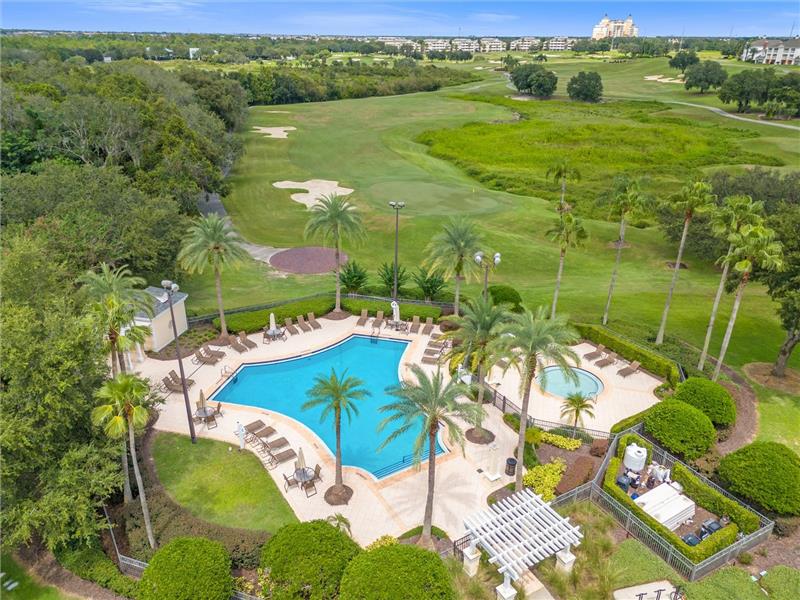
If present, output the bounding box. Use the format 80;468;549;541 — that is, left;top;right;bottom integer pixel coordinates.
511;63;603;102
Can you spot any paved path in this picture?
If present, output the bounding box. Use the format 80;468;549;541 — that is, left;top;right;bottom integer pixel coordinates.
665;101;800;131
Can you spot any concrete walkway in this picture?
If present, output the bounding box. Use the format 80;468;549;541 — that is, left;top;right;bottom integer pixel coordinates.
665;100;800;131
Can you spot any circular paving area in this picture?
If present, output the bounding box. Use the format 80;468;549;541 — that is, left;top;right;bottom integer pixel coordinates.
269;246;348;274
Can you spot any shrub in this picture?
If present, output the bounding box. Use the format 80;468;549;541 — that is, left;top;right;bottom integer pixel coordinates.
522;458;566;501
672;377;736;427
718;442;800;515
339;544;455;600
398;525;450;541
610;405;658;434
378;262;409;295
761;565;800;600
540;431;581;451
365;535;398;551
212;298;336;333
488;284;523;312
55;543;139;599
339;260;368;293
340;297;442;322
643;401;715;461
549;426;594;444
567;71;603;102
260;520;361;600
139;537;233;600
737;552;753;565
616;433;653;464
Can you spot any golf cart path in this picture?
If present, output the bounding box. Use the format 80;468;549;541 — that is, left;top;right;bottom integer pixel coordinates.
665;101;800;131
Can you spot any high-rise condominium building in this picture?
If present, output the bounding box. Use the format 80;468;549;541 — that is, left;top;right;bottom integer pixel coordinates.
591;14;639;40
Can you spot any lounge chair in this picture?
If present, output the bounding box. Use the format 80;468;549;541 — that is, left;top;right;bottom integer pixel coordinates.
193;350;219;365
203;344;225;359
421;317;434;335
169;370;194;388
284;318;300;336
297;315;312;333
424;348;441;357
228;335;248;353
584;344;606;361
427;340;446;349
422;356;439;365
618;361;641;378
244;420;266;442
239;331;257;349
263;436;290;452
302;479;317;497
356;309;369;326
409;315;421;334
269;448;297;467
283;473;298;491
162;377;184;393
594;352;617;368
253;425;277;441
307;313;322;330
430;332;442;340
372;310;385;329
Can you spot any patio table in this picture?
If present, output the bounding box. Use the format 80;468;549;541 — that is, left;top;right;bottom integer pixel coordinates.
264;328;286;342
195;406;215;419
293;467;315;483
387;320;408;332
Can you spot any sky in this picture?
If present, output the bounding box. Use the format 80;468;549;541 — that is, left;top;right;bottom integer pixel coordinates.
2;1;798;38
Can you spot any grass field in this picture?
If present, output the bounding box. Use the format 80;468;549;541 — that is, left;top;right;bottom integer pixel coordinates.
0;554;73;600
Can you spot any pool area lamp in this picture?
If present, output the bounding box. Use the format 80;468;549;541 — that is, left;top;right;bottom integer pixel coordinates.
162;279;196;444
475;251;501;300
389;201;405;300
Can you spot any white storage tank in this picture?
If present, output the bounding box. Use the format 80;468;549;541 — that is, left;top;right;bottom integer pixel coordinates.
623;443;647;472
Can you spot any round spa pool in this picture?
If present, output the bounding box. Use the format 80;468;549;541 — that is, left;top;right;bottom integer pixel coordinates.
536;366;604;399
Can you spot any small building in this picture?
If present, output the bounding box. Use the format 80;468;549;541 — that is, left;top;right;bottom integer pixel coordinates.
480;37;506;53
510;37;541;51
134;286;188;352
742;38;800;65
544;37;575;51
424;38;452;52
452;38;481;53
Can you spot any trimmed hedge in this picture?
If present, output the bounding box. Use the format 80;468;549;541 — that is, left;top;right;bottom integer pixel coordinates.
540;431;581;451
574;323;681;387
718;442;800;516
55;543;139;599
260;520;361;600
616;433;653;464
488;284;523;312
643;401;716;461
610;404;658;434
340;298;442;322
212;298;336;333
673;377;736;427
139;537;233;600
339;544;455;600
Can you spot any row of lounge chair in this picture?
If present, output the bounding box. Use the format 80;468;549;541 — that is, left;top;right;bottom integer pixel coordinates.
354;310;436;335
281;313;324;336
243;419;299;470
162;369;194;393
421;333;449;365
583;344;641;377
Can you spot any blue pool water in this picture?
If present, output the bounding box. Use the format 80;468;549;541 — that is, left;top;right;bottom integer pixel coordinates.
211;335;444;478
537;366;604;399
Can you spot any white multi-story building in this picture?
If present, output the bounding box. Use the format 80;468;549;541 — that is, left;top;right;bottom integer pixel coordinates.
480;37;506;52
544;37;575;51
377;36;421;52
423;38;451;52
451;38;481;53
509;37;541;51
742;38;800;65
592;14;639;40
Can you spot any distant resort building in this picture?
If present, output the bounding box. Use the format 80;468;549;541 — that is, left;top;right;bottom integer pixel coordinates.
742;38;800;65
591;14;639;40
377;36;421;52
423;38;451;52
480;37;506;52
509;37;541;51
451;38;481;53
543;37;575;51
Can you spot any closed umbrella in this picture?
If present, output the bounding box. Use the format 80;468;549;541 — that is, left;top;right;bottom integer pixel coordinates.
297;447;306;470
269;312;277;332
198;390;206;410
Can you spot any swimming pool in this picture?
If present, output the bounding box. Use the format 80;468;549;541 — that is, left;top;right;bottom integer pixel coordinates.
537;366;604;399
211;335;444;478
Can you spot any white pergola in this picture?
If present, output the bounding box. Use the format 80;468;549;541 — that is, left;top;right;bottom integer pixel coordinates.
464;488;583;586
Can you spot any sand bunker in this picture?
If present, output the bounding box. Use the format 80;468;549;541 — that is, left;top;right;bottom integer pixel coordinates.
644;74;684;84
252;126;296;138
273;179;354;208
264;110;291;113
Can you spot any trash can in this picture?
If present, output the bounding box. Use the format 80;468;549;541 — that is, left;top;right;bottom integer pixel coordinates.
505;458;517;477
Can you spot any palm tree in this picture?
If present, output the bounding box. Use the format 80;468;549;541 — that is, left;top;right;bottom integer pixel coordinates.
92;374;156;549
326;513;352;537
425;217;482;317
304;194;366;313
441;297;510;443
559;392;596;435
697;195;764;371
178;214;248;339
546;212;588;319
655;181;716;345
546;158;581;215
712;225;783;381
302;368;370;504
602;179;650;325
498;307;579;491
378;366;482;548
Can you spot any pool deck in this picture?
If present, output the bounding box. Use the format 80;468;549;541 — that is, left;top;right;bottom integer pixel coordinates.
133;315;660;546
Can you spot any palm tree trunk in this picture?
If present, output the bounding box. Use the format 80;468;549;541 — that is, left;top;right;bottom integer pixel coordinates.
656;216;691;345
560;178;566;214
128;422;156;549
215;267;227;337
109;334;119;378
712;274;749;381
334;409;343;488
602;218;626;326
772;329;799;378
420;426;437;548
454;275;462;317
475;364;485;432
121;441;133;504
552;249;566;319
334;242;342;312
515;371;534;492
117;346;128;374
698;246;732;371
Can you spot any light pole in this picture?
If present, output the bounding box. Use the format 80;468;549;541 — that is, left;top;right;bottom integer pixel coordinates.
389;201;405;300
162;279;196;444
474;251;501;300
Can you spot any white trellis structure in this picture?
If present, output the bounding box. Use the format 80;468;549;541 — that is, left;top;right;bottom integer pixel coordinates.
464;489;583;591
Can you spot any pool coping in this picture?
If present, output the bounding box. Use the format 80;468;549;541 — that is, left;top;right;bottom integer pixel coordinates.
535;365;606;401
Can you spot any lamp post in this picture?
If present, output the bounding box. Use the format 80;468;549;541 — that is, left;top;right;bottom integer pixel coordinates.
162;279;196;444
389;201;405;300
474;251;501;300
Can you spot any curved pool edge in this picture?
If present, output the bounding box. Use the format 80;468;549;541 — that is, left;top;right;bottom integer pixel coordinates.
534;365;605;400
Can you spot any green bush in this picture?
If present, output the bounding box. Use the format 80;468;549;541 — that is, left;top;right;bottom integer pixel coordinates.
502;413;538;468
616;433;653;464
339;544;455;600
260;520;361;600
340;298;442;322
55;543;139;599
718;442;800;516
139;537;232;600
488;284;523;312
610;405;658;434
548;426;594;445
398;525;450;541
540;431;581;451
574;323;681;387
643;401;716;461
522;458;566;501
212;298;336;333
761;565;800;600
673;377;736;427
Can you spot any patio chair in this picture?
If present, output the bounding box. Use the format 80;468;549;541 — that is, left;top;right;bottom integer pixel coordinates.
284;318;300;336
253;425;277;441
409;315;421;334
594;352;617;368
264;436;290;452
213;402;224;417
583;344;606;360
228;335;248;353
204;414;218;429
430;332;442;340
302;479;318;497
422;356;439;365
162;377;184;393
356;309;369;326
307;313;322;330
372;310;385;329
239;331;258;349
270;448;297;467
193;350;219;365
421;317;434;335
427;340;446;349
297;315;312;333
617;361;641;378
424;348;441;357
312;463;323;483
169;370;195;388
244;420;266;442
283;473;298;491
203;344;226;359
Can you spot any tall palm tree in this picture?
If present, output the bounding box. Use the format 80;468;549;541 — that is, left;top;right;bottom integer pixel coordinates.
698;195;764;370
178;214;248;338
712;225;783;381
559;392;596;435
92;374;156;549
441;297;510;443
655;181;716;345
547;212;588;319
378;366;481;548
498;307;579;491
302;368;370;504
304;194;366;313
425;217;482;317
546;158;581;215
602;179;650;325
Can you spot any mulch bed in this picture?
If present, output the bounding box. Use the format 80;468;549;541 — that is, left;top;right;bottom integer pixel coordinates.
146;324;219;361
743;362;800;396
322;310;351;321
537;443;603;487
399;534;451;555
269;246;348;274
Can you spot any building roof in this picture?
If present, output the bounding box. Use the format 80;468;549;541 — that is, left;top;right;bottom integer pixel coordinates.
136;286;188;319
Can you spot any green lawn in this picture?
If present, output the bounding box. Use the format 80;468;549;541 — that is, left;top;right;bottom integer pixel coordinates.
0;554;73;600
752;382;800;455
151;432;297;533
